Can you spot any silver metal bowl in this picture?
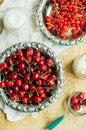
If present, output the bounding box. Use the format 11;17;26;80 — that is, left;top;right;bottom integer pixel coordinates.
36;0;86;46
0;42;64;113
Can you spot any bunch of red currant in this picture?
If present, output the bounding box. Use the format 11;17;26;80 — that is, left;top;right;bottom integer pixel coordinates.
0;47;58;105
70;92;86;111
45;0;86;39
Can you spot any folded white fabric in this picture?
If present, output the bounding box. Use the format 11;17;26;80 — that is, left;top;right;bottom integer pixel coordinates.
0;0;68;122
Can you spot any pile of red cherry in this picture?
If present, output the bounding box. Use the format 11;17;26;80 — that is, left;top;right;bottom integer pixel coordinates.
45;0;86;39
70;92;86;111
0;47;58;105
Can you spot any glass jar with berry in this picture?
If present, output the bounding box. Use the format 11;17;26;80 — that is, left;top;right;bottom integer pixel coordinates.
68;92;86;116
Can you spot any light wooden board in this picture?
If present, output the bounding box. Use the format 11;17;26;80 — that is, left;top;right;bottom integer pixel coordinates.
0;41;86;130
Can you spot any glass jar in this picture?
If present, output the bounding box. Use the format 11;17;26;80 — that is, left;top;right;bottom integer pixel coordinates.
72;54;86;78
3;8;28;34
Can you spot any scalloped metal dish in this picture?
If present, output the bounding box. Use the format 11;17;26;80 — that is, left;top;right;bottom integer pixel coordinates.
36;0;86;46
0;42;64;113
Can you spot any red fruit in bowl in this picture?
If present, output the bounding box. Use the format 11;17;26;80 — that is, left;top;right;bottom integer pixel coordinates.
26;47;34;56
83;99;86;106
0;63;8;71
47;68;52;74
77;92;84;100
41;93;46;99
47;78;55;87
73;104;80;111
7;81;14;87
22;83;29;91
0;81;6;88
33;56;40;63
34;50;41;57
18;56;24;62
15;79;22;87
21;97;28;103
38;59;44;66
16;50;23;57
25;56;32;63
9;73;18;80
49;74;57;81
18;90;25;97
45;58;54;67
24;74;30;82
33;96;42;103
36;79;42;86
39;64;47;72
25;92;33;99
13;86;19;93
32;72;39;80
37;87;45;95
70;96;78;105
7;88;13;95
29;85;35;91
11;93;18;101
19;63;26;70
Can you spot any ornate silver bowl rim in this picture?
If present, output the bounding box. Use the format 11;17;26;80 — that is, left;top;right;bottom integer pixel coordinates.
36;0;86;46
0;42;64;113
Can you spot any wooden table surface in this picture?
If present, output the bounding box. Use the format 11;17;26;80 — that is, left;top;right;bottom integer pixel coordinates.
0;41;86;130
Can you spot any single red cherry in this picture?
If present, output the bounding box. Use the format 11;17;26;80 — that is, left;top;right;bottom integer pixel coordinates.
41;93;46;99
39;64;47;72
7;81;14;87
77;92;84;100
25;92;33;99
32;72;39;80
33;96;42;103
47;68;52;73
9;73;18;80
15;79;22;87
73;104;80;111
18;56;24;62
0;63;8;70
16;50;23;57
18;90;25;97
36;79;42;86
70;96;78;105
38;59;44;66
49;74;57;81
24;74;30;82
45;58;54;67
25;56;32;63
21;97;28;103
29;84;35;91
11;53;17;59
0;81;6;88
47;78;55;87
7;88;13;95
11;93;18;101
37;87;45;95
26;47;34;56
34;50;41;57
33;56;40;63
13;86;19;93
19;63;26;70
22;83;29;91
